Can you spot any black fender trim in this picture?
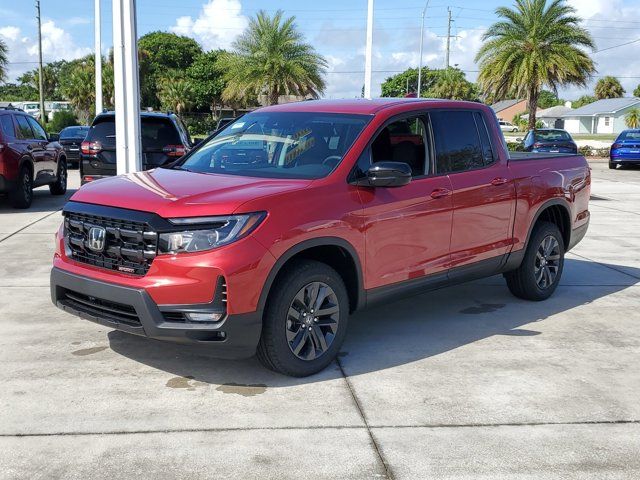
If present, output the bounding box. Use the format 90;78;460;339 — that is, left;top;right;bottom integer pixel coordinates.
257;237;366;313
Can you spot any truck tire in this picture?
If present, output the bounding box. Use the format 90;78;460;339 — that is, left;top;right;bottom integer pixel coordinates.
49;158;67;195
9;164;33;209
504;221;565;301
608;162;617;170
257;259;349;377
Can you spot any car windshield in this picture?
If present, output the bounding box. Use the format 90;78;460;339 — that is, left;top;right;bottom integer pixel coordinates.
178;111;370;179
60;127;88;139
534;130;572;142
618;131;640;141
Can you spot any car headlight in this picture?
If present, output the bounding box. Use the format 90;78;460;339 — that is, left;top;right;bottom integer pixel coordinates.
158;212;266;254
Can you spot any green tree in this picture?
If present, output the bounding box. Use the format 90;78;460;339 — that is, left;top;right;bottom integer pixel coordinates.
219;10;327;106
380;67;440;97
634;84;640;98
157;73;194;114
427;68;478;100
476;0;595;129
0;83;38;101
59;60;95;124
538;89;563;109
625;108;640;129
138;32;203;108
186;50;226;112
572;94;595;109
0;38;8;83
47;110;78;133
594;76;625;99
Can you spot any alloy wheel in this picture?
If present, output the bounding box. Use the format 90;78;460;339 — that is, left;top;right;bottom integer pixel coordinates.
286;281;340;361
22;171;32;203
534;235;561;289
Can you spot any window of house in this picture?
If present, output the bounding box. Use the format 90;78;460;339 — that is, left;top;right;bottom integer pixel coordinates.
604;117;610;126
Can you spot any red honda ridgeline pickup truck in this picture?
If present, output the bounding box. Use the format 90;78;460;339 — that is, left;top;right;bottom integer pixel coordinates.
51;99;590;376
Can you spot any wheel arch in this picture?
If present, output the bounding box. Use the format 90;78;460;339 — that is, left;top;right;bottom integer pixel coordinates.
258;237;365;314
18;156;34;178
526;199;572;252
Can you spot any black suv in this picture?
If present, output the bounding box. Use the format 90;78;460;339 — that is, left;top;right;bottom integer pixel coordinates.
58;125;89;169
80;111;192;184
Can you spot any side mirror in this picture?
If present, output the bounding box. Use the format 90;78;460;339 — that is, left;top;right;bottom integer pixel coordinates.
357;161;412;188
48;133;60;142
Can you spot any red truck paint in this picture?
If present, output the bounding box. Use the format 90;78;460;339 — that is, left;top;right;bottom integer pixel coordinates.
51;99;590;375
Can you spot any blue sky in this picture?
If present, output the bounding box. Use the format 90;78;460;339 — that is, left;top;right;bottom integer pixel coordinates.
2;0;640;100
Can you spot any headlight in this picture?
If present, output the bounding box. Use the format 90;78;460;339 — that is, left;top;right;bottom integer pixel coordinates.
158;212;266;254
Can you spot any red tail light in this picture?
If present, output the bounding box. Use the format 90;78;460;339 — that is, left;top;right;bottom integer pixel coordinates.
533;143;542;148
81;140;102;155
162;144;186;157
611;143;622;150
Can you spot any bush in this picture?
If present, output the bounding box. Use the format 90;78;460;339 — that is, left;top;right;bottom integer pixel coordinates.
47;110;79;133
507;141;525;152
182;114;217;137
578;145;592;157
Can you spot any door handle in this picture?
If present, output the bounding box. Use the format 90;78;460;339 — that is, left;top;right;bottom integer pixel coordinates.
491;177;508;186
430;188;451;199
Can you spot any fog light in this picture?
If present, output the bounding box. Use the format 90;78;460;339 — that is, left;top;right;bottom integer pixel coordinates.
185;312;224;323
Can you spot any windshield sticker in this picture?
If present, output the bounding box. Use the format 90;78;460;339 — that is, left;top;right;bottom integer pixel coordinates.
231;122;245;129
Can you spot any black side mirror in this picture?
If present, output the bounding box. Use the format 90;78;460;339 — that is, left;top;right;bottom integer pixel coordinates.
48;133;59;142
356;161;412;188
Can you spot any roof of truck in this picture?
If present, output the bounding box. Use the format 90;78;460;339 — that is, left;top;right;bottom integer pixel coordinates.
258;98;485;115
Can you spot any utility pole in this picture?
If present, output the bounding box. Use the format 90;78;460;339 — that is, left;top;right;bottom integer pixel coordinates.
35;0;46;123
445;7;452;69
364;0;374;99
95;0;103;114
417;0;431;98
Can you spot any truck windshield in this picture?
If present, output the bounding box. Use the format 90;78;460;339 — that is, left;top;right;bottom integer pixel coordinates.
177;112;370;179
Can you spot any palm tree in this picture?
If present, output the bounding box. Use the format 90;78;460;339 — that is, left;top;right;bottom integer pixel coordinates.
429;68;478;101
219;10;327;106
476;0;595;130
0;38;8;83
59;62;95;124
594;76;625;100
625;108;640;129
158;74;193;115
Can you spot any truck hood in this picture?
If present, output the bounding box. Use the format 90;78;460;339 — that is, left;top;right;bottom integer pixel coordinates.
70;168;313;218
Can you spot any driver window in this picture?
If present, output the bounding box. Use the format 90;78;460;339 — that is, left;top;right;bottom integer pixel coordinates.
371;116;429;177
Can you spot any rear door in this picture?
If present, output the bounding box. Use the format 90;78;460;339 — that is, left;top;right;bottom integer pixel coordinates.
430;109;516;271
14;114;49;182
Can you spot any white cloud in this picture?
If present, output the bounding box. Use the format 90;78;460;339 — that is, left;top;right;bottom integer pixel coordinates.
0;21;91;82
170;0;248;51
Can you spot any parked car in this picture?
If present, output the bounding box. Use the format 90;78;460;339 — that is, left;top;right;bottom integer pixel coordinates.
609;129;640;169
17;102;41;119
58;126;89;169
521;128;578;154
50;99;590;377
80;111;193;184
0;106;67;208
499;120;519;132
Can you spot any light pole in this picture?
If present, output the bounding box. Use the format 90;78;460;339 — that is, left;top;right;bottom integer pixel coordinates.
364;0;374;99
416;0;431;98
95;0;103;114
112;0;142;174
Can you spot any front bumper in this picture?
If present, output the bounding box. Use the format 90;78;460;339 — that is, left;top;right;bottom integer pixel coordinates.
50;267;262;359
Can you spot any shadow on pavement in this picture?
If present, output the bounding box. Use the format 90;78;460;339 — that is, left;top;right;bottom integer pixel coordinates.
0;188;77;215
108;258;640;385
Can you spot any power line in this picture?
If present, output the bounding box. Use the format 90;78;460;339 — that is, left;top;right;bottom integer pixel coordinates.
593;38;640;53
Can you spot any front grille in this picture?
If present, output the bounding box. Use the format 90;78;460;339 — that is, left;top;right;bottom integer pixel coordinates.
61;290;141;326
65;212;158;275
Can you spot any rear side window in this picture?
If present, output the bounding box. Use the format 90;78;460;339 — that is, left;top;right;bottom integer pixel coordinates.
86;117;181;149
534;130;571;142
15;115;34;139
0;115;16;139
474;112;495;165
27;116;47;141
430;110;483;173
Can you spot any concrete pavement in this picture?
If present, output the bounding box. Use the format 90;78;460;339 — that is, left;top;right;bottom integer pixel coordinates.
1;163;639;479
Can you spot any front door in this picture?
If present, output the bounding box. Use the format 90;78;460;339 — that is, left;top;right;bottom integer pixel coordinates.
356;114;453;289
14;114;48;183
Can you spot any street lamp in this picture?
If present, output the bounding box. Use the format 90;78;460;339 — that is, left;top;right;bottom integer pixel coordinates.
417;0;431;99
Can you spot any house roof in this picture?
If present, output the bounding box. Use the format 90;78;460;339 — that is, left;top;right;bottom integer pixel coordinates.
490;99;525;112
563;97;640;117
537;105;573;118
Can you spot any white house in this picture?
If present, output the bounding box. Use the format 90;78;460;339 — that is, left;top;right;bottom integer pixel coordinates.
523;103;573;128
562;97;640;134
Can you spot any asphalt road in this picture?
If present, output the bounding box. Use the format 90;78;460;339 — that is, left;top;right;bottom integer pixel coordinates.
1;162;639;479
